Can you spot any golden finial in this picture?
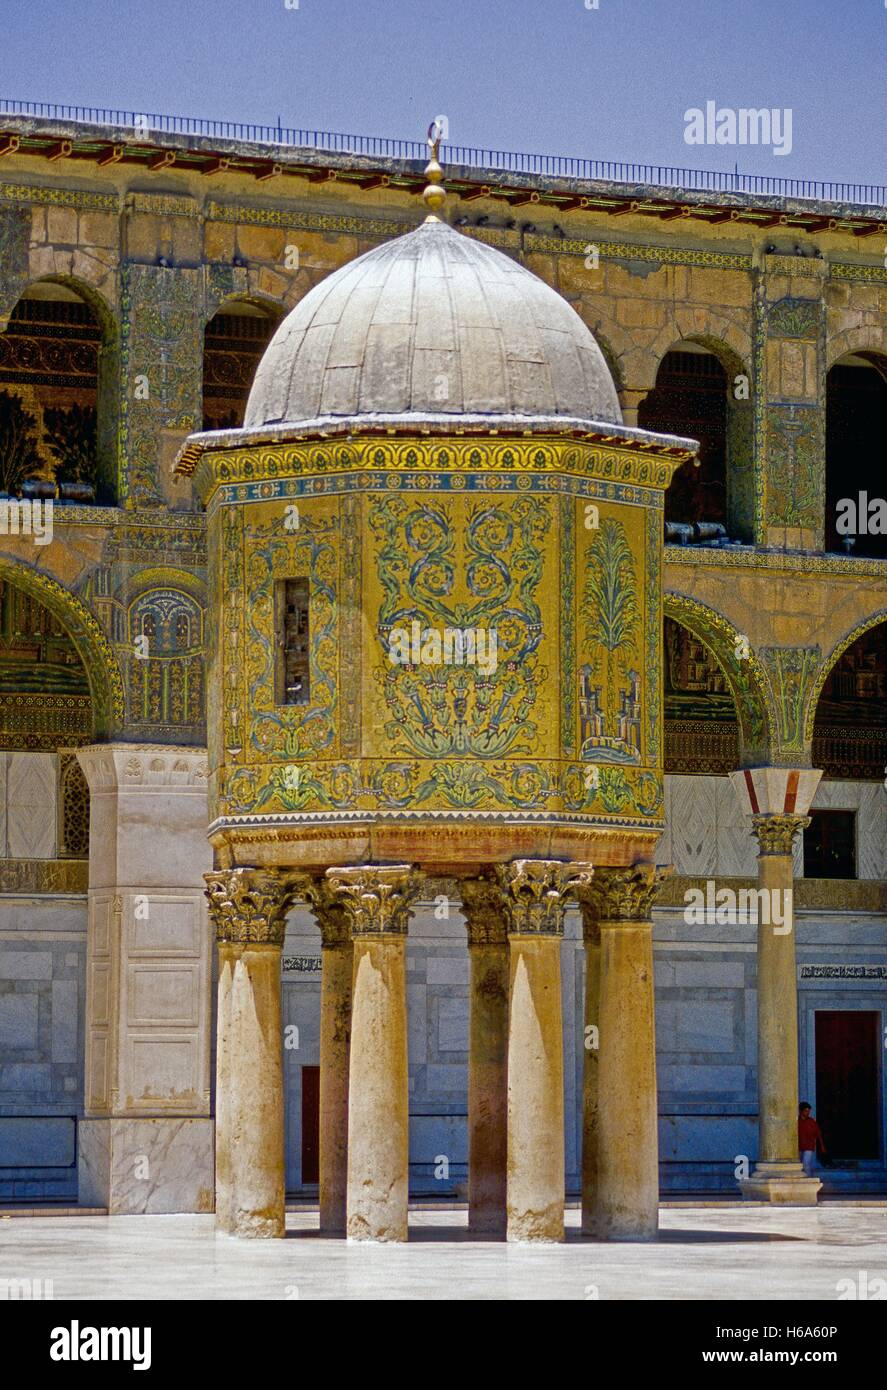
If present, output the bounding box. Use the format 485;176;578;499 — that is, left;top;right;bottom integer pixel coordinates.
423;120;447;222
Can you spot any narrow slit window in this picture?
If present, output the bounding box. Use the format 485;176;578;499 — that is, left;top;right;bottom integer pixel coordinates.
276;578;310;705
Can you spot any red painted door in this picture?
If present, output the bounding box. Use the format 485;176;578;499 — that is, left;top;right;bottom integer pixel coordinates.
301;1065;320;1185
814;1011;880;1161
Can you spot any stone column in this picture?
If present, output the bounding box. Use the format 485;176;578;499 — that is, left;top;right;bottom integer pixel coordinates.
730;768;822;1204
204;867;295;1237
75;744;213;1214
327;865;421;1242
577;864;668;1240
496;860;587;1243
576;900;601;1236
305;877;353;1235
461;875;509;1235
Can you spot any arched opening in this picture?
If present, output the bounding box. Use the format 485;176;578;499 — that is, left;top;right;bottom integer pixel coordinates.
640;341;753;542
202;299;282;430
826;353;887;558
0;279;116;505
664;614;741;774
812;619;887;781
0;573;93;861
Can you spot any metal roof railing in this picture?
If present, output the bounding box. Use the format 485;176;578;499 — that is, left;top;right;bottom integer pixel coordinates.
2;98;886;208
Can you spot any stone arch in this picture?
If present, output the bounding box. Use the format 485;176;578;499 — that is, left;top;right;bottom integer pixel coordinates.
202;295;284;431
0;558;124;737
803;609;887;744
827;325;887;371
0;273;120;504
824;347;887;557
643;333;754;541
664;592;774;765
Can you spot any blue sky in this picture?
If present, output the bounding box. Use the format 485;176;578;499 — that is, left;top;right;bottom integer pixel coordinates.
1;0;884;183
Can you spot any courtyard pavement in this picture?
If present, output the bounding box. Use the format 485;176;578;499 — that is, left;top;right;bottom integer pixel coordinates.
2;1205;887;1299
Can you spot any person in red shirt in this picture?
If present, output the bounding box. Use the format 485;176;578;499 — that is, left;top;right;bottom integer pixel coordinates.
799;1102;827;1176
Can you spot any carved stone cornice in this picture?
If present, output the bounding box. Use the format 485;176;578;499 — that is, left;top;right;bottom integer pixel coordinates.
752;814;810;857
304;875;351;948
576;864;672;925
325;864;421;937
204;867;296;946
496;859;592;937
460;875;507;947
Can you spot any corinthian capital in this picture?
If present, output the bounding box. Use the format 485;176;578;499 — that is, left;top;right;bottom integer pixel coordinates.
575;863;672;925
752;814;810;857
495;859;592;937
461;875;507;946
204;867;297;946
325;864;421;937
304;875;351;947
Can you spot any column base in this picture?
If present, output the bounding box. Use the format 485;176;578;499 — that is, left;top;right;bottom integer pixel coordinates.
740;1163;821;1205
78;1118;214;1214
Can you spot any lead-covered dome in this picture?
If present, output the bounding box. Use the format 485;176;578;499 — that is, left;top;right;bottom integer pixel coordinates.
245;219;622;427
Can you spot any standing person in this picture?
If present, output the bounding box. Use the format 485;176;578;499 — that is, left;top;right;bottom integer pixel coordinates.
798;1101;827;1176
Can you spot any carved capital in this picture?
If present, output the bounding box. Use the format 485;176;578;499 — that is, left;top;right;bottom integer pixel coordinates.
461;875;507;946
204;867;296;946
325;864;421;937
752;814;809;857
304;875;351;948
576;863;672;925
495;859;592;937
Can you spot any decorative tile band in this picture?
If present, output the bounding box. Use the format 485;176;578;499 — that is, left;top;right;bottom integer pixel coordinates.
0;181;119;212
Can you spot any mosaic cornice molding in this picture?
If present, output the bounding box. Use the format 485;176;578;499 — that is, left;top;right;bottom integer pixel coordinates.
830;262;887;284
205;198;414;239
665;545;887;578
0;180;119;212
125;192;199;219
194;436;687;507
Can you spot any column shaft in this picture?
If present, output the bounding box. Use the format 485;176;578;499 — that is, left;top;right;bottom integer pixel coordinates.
596;920;658;1239
205;869;292;1238
461;875;509;1235
578;865;666;1241
328;865;420;1243
580;918;601;1235
468;940;509;1233
496;860;588;1243
507;933;565;1241
319;936;353;1233
347;933;409;1241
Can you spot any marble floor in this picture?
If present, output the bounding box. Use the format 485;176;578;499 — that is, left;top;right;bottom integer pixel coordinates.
2;1206;887;1299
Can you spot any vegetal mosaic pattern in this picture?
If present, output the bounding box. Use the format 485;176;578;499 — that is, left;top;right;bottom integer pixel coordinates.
209;453;668;828
369;494;548;759
120;264;202;507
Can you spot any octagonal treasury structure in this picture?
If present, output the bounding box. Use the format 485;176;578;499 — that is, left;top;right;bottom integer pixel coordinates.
176;215;697;875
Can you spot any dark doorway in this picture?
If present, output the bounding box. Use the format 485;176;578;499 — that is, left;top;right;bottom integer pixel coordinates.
814;1011;880;1161
300;1064;320;1185
804;809;856;879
